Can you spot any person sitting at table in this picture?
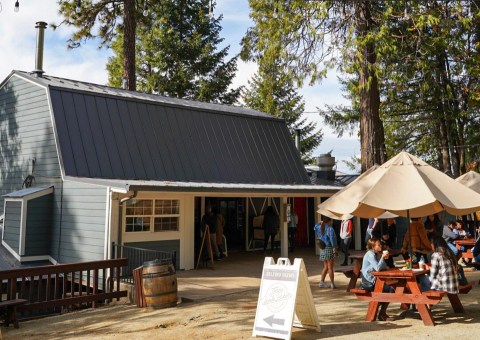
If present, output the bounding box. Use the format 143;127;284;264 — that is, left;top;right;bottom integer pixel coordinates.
419;236;459;294
360;238;395;321
401;217;432;263
442;220;460;256
453;219;471;239
471;225;480;263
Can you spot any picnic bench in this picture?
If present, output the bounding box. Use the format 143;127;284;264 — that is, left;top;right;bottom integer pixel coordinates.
350;269;474;326
0;299;27;328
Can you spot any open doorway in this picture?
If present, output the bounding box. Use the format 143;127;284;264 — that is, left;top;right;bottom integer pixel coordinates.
194;197;246;256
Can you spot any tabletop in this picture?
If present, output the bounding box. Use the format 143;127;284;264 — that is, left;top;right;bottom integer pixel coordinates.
455;238;476;246
372;268;429;279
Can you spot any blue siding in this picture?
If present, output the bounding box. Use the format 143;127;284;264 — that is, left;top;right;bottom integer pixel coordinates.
51;181;108;263
3;201;22;253
24;193;53;256
0;75;61;210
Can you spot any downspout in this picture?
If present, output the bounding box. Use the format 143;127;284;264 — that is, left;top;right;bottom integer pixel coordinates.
115;191;137;256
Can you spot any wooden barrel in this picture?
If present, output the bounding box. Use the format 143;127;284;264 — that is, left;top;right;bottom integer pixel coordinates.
142;260;177;308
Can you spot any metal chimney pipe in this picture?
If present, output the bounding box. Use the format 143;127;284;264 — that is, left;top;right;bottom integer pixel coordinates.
33;21;47;78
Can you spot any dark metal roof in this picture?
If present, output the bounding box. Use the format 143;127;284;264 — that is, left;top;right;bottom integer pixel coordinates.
13;71;310;185
0;245;51;270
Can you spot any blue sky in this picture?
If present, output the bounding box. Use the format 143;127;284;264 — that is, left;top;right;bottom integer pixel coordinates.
0;0;360;173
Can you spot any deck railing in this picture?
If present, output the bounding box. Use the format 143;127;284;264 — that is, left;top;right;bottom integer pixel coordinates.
0;258;128;318
111;243;176;284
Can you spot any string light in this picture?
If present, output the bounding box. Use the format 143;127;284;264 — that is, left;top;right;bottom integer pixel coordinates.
143;1;148;17
14;0;19;13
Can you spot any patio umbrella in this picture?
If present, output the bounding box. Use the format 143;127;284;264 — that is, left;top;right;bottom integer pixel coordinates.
456;170;480;237
318;151;480;219
318;151;480;257
456;171;480;193
317;164;379;220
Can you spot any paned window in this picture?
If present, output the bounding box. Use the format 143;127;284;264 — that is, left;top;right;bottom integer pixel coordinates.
125;199;179;232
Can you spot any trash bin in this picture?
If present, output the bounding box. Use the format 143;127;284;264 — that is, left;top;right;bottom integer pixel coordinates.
142;260;177;308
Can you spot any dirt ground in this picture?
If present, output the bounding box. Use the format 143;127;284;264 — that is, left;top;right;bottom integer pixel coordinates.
2;251;480;339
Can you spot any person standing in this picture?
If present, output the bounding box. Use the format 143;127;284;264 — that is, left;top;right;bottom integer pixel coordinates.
288;210;298;252
262;206;280;253
314;217;338;289
201;205;220;260
424;214;442;238
365;217;379;245
401;217;432;263
216;209;226;259
339;217;353;266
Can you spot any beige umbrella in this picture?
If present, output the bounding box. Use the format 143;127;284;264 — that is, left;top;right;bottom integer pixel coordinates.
456;170;480;193
456;170;480;237
318;151;480;219
317;164;379;220
318;151;480;258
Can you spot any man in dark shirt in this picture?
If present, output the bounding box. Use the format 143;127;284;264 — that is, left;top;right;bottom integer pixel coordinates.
372;218;397;267
442;221;460;255
201;206;220;260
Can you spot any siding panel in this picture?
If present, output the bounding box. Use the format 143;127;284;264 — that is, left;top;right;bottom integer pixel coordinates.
3;201;22;253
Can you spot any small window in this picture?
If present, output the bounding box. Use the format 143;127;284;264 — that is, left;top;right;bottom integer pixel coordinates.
125;199;179;233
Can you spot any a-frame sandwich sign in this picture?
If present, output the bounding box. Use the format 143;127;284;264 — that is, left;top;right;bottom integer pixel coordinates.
252;257;320;340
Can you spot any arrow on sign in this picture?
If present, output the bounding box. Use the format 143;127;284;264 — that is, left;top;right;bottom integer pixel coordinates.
264;315;285;327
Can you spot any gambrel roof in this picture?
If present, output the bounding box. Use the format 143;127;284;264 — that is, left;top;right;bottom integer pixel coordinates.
7;71;317;189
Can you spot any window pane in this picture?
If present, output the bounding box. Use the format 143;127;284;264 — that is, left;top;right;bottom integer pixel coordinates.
126;199;153;216
155;199;180;215
154;217;179;232
125;216;150;232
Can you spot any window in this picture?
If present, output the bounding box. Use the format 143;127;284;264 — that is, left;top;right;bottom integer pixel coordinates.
125;199;179;232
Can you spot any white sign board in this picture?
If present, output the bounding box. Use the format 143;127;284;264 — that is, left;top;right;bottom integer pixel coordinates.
252;257;320;340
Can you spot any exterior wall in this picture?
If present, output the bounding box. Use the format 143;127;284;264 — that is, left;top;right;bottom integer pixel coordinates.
0;75;61;208
52;180;108;263
24;193;53;256
2;201;22;253
118;192;194;270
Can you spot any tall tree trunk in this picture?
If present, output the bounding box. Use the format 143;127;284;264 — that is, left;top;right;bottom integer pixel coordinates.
355;0;386;173
438;116;451;173
123;0;136;91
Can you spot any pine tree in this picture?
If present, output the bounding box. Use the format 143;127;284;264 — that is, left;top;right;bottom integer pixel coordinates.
242;0;386;172
106;0;240;104
54;0;138;90
243;65;322;163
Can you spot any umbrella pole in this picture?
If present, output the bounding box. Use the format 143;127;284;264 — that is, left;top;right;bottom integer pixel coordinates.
407;210;413;263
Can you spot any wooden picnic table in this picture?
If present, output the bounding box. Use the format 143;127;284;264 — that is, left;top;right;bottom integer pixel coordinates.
455;238;476;260
354;268;464;326
342;250;402;292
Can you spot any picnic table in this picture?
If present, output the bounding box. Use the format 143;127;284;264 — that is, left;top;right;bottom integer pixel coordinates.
351;268;466;326
455;238;476;260
338;250;401;292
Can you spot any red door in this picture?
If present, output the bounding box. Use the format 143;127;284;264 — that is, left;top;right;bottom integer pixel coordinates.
293;197;308;246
